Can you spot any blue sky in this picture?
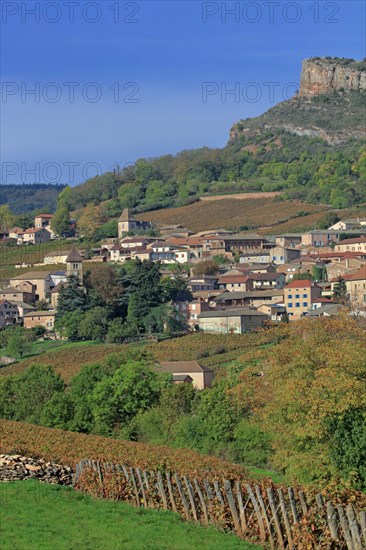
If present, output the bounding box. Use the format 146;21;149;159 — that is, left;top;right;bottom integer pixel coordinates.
1;0;365;184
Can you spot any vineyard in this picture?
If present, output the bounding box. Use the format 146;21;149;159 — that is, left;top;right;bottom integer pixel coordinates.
0;419;246;480
0;332;273;383
0;342;128;383
138;197;329;232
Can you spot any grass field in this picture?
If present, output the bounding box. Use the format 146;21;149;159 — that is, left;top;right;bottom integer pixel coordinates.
0;480;261;550
138;197;329;232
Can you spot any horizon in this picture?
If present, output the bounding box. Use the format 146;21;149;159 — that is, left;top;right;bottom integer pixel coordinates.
1;0;365;185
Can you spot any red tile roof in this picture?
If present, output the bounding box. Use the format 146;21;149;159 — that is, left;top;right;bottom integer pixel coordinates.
330;273;358;283
35;214;53;218
285;279;313;289
167;237;204;246
346;265;366;281
337;237;366;245
217;275;250;284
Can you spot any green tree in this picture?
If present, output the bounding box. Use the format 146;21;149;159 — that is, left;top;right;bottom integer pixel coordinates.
0;205;15;232
327;409;366;491
0;365;64;424
78;307;109;340
50;207;70;237
56;275;88;319
55;309;84;341
40;392;74;430
229;421;273;467
126;260;162;333
193;260;218;276
89;360;167;435
69;356;120;432
162;266;192;302
7;327;31;358
318;211;340;230
332;277;348;303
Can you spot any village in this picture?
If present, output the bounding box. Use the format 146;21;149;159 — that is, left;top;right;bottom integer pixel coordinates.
1;208;366;336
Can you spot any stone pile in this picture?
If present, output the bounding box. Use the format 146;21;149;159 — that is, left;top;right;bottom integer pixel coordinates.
0;454;73;485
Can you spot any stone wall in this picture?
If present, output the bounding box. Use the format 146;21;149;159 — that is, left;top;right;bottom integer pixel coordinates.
0;454;73;485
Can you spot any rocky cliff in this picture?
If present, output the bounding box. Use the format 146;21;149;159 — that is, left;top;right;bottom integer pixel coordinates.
229;57;366;146
300;57;366;96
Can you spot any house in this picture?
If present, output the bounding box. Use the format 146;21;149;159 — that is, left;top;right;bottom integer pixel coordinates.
329;218;366;231
158;361;215;390
10;272;56;301
0;300;19;328
110;243;152;263
257;302;286;321
189;275;218;292
50;282;66;309
34;214;55;237
301;230;341;247
308;304;342;317
9;301;35;319
23;310;56;330
284;280;322;319
0;283;35;304
275;234;302;248
312;297;338;310
334;238;366;254
149;242;179;264
117;209;152;238
269;245;301;265
249;272;286;290
345;265;366;305
187;299;212;328
167;237;205;260
120;236;150;248
237;263;277;274
217;272;251;292
198;308;268;334
34;213;53;229
239;252;271;264
215;289;284;308
326;257;365;282
160;225;191;238
18;227;51;245
8;227;25;239
277;260;316;281
222;234;270;254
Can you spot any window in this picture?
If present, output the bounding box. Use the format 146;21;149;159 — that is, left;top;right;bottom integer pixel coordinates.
288;303;293;308
295;294;300;299
303;302;308;307
302;294;307;298
295;302;300;308
288;294;292;299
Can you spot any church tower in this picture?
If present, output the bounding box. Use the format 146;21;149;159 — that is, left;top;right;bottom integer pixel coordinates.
65;247;83;282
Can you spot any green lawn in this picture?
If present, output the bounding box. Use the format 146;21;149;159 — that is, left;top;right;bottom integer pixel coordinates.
0;481;261;550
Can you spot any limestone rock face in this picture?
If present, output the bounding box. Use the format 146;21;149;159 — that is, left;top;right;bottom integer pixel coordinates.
300;58;366;97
